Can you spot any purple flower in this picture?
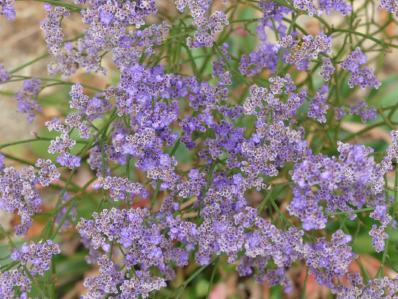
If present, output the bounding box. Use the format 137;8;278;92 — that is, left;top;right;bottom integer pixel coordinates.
35;159;60;186
178;1;228;48
279;33;332;70
0;269;31;298
381;130;398;173
293;0;351;15
341;48;380;89
0;64;10;82
349;100;377;122
319;0;352;15
94;176;148;201
259;0;290;35
77;207;197;298
15;79;41;122
82;256;123;298
320;57;335;81
341;48;368;72
289;142;386;232
336;274;398;298
303;230;354;288
380;0;398;16
349;67;381;89
0;166;41;234
99;7;114;25
0;154;4;171
0;0;16;20
56;152;81;169
40;5;70;55
240;27;278;76
11;240;60;275
308;85;329;123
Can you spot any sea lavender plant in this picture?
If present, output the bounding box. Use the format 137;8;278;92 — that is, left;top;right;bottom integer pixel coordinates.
1;0;398;297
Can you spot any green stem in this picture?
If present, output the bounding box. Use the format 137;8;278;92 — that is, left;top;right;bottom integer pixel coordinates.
206;258;219;299
10;53;49;74
301;267;309;299
175;264;209;299
16;0;82;11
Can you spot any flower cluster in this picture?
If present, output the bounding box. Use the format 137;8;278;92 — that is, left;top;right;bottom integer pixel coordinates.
77;207;197;298
45;82;104;169
336;274;398;298
11;240;61;275
320;57;335;81
0;63;10;82
380;0;398;16
0;269;31;298
0;166;42;234
279;32;332;70
176;0;228;48
341;47;381;89
349;99;378;123
290;142;384;228
35;158;60;186
239;26;278;76
308;85;329;123
42;0;167;75
0;0;15;20
40;5;70;55
94;175;148;201
293;0;351;16
303;230;355;288
46;117;81;168
15;79;41;122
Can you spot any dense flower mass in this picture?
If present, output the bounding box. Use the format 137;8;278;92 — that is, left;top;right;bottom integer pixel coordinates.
0;166;42;234
11;240;60;275
77;207;197;298
290;142;386;230
1;0;398;298
0;269;31;298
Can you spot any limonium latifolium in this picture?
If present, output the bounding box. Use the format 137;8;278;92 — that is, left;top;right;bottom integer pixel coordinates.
1;0;398;298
